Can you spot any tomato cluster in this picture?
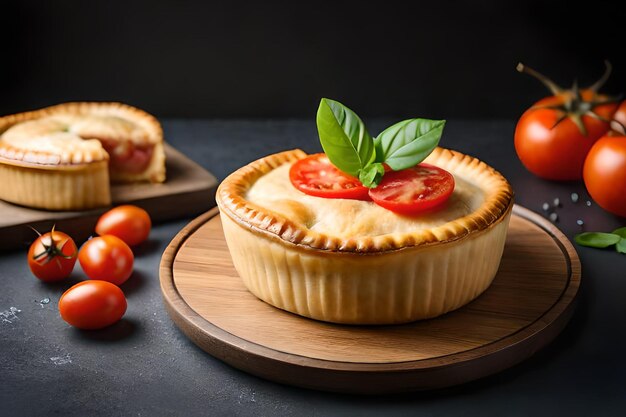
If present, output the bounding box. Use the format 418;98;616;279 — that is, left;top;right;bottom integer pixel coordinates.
515;63;626;217
27;205;152;330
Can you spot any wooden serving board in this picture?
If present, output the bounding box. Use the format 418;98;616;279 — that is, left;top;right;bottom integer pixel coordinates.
160;205;580;394
0;144;217;251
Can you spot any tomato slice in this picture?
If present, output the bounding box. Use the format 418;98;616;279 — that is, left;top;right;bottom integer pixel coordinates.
289;153;370;200
368;164;455;215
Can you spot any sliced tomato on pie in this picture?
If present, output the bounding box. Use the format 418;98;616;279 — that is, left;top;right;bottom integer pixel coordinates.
368;164;455;215
289;153;370;200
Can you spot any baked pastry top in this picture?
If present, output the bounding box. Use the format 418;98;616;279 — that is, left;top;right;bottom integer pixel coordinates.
1;119;107;165
248;162;484;238
0;102;164;182
217;147;514;253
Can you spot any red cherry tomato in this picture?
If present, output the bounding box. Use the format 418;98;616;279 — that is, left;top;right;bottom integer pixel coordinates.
79;235;134;285
27;229;77;282
583;133;626;217
289;153;370;200
95;205;152;246
515;90;617;180
59;280;127;330
368;163;455;215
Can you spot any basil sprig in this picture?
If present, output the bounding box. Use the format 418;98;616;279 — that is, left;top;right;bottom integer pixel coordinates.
574;227;626;253
316;98;445;188
374;118;446;171
317;98;375;177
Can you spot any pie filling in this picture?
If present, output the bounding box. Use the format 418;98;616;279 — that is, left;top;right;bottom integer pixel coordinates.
246;163;485;239
98;139;154;175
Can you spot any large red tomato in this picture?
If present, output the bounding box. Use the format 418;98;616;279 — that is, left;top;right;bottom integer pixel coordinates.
515;90;617;180
514;63;619;180
583;133;626;217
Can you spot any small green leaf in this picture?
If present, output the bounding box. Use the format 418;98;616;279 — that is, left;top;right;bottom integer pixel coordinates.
612;227;626;238
358;163;385;188
616;239;626;254
574;232;621;248
316;98;375;177
374;118;445;171
610;228;626;252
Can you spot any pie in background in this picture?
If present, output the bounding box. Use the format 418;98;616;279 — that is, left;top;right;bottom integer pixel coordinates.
0;102;166;210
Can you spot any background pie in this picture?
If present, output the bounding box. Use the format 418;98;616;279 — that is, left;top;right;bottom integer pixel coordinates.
0;102;165;210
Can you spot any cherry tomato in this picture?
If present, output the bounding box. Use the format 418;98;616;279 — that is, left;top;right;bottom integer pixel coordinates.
515;90;617;180
79;235;134;285
289;153;370;200
583;133;626;217
27;228;77;282
368;163;455;215
95;205;152;246
59;280;127;330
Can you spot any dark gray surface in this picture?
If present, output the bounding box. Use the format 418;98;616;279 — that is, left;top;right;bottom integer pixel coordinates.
1;120;625;417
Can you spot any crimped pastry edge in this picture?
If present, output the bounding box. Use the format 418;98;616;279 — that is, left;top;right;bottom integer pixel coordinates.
0;102;163;167
216;148;514;254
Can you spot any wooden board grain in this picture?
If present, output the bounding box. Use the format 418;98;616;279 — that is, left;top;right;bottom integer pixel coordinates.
160;205;580;394
0;144;217;251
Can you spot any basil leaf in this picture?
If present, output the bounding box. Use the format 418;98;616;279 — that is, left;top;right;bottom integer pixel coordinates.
374;118;445;171
316;98;375;177
612;227;626;238
358;163;385;188
616;239;626;254
574;232;621;248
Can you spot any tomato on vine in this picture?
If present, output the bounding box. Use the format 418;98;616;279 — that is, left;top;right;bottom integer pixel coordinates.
514;62;620;180
27;227;78;282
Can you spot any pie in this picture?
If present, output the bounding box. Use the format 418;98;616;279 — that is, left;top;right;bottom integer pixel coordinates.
0;102;165;210
216;147;514;324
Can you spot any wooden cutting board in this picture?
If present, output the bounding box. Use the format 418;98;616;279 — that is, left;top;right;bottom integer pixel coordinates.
0;144;217;251
160;205;580;394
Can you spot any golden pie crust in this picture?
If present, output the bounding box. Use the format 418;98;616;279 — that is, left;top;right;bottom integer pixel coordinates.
0;102;165;210
217;148;514;324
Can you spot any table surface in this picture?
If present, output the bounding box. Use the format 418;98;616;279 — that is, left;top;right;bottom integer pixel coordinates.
2;119;625;417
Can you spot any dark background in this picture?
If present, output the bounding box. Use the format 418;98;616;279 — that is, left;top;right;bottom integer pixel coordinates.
2;0;626;120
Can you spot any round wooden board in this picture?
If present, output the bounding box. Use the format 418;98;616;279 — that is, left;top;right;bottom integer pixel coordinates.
160;205;580;394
